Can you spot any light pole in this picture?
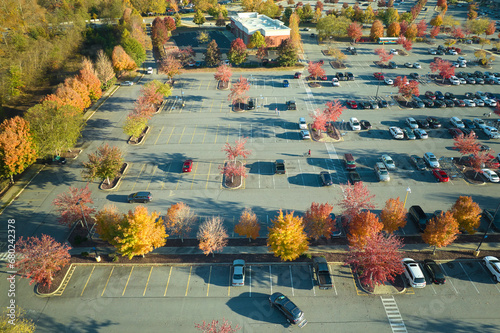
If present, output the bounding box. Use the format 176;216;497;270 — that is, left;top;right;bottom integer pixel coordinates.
474;202;500;256
403;187;411;207
77;198;100;262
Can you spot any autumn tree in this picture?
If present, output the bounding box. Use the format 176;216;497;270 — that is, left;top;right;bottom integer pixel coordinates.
324;100;345;122
430;14;443;27
379;197;407;233
159;54;183;82
303;202;335;240
193;10;206;26
405;23;418;41
370;20;384;40
328;48;347;64
121;29;147;67
16;234;71;287
277;38;298;67
430;58;455;83
114;206;167;259
267;210;309;261
453;132;480;155
0;116;37;183
339;181;376;222
249;31;266;49
78;58;102;101
95;50;116;89
82;144;124;185
195;318;240;333
205;40;222;67
95;205;124;245
422;211;459;254
52;185;95;228
214;64;232;89
451;26;465;39
216;12;226;26
375;48;393;65
474;49;495;66
346;233;405;288
348;211;384;249
486;21;496;37
197;31;210;44
198;216;228;256
227;38;248;65
228;75;250;106
0;308;36;333
430;26;440;39
394;76;420;100
124;113;148;139
112;45;137;75
165;202;197;242
451;196;482;235
234;207;260;241
49;81;87;112
256;46;269;64
347;22;363;43
416;19;427;37
165;16;177;31
25;101;84;158
307;61;326;80
220;138;251;182
387;22;401;37
469;151;497;176
310;109;328;134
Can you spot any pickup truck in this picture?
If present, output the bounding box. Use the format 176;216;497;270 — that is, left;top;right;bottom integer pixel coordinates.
313;257;332;289
275;160;285;174
286;100;296;110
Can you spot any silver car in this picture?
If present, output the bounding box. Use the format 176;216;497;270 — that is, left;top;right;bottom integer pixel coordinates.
232;260;245;286
375;162;390;182
423;152;440;168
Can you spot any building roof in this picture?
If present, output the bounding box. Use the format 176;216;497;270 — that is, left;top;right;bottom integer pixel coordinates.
230;12;290;37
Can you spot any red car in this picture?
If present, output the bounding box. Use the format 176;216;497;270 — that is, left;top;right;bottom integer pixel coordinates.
373;72;385;80
448;128;464;138
432;168;450;182
294;72;302;79
319;75;328;81
425;91;436;100
182;159;193;172
346;100;358;109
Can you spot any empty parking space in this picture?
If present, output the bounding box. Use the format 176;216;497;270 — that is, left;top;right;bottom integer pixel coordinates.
101;266;134;297
123;266;154;297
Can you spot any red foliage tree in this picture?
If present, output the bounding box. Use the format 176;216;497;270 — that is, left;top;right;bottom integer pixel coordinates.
375;48;393;64
454;132;480;155
430;26;440;39
16;234;71;287
347;22;363;43
452;26;465;39
399;21;409;36
303;202;335;240
152;17;169;46
53;185;95;228
164;16;176;31
324;100;345;122
416;19;427;37
159;54;182;82
214;64;232;83
347;211;383;249
228;76;250;106
310;109;328;133
402;38;413;51
470;150;497;176
430;58;455;83
195;318;241;333
346;233;405;288
339;181;375;222
307;61;325;80
315;0;324;11
486;21;495;36
437;0;446;8
222;138;251;161
394;76;420;100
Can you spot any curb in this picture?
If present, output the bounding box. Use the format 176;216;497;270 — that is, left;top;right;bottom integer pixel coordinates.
0;164;45;215
35;264;76;298
100;163;130;191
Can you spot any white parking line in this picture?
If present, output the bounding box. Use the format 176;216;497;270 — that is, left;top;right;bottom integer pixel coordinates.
297;159;306;188
249;266;252;297
329;264;338;296
381;296;408;333
269;265;273;295
478;262;500;293
438;264;459;294
309;265;316;296
258;161;261;189
459;262;480;294
289;266;295;296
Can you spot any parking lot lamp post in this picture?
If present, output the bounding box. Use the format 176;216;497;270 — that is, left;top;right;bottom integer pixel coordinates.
403;187;411;207
474;201;500;257
77;198;100;261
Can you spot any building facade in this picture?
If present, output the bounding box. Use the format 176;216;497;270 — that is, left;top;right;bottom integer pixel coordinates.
230;12;291;47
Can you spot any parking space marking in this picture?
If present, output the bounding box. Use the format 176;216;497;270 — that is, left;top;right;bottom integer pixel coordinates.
214;125;220;143
297;160;305;188
249;266;252;297
164;266;172;296
206;266;212;296
166;126;175;144
122;266;134;296
177;126;186;144
80;266;95;296
205;162;212;190
269;265;273;295
185;266;192;296
381;296;408;333
143;267;153;296
310;266;316;296
130;164;146;192
154;126;164;145
459;262;480;294
439;264;458;294
190;124;198;144
227;267;232;296
329;264;338;296
145;165;158;190
190;162;199;189
226;124;231;143
289;266;295;296
101;267;114;297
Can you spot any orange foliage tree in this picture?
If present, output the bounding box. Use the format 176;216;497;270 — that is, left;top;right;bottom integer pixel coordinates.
64;77;91;109
112;45;137;75
0;116;37;183
50;84;86;112
303;202;335;240
451;196;482;234
267;210;309;261
95;204;124;244
422;211;459;254
52;185;95;228
387;22;401;37
165;202;197;242
307;61;325;80
370;20;384;40
234;207;260;241
347;211;383;249
198;216;229;256
78;58;102;101
114;206;167;259
380;197;407;233
16;234;71;287
228;75;250;106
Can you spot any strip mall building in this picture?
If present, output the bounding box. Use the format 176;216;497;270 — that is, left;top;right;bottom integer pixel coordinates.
230;12;291;47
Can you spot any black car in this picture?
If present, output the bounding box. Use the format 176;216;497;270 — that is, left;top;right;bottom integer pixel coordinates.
474;70;484;78
465;77;476;84
434;100;446;108
349;171;361;183
427;116;442;128
410;155;427;171
444;92;457;100
127;191;153;203
410;72;420;79
423;259;446;284
456;72;467;78
435;91;444;100
388;61;397;69
51;156;67;165
378;99;388;108
320;171;333;186
412;97;425;108
269;292;307;327
246;98;255;110
465;92;475;99
336;72;346;81
462;118;476;129
346;72;355;81
444;99;454;107
417;119;430;129
476;77;485;84
461;128;475;136
422;99;434;107
359;101;371;109
360;120;372;129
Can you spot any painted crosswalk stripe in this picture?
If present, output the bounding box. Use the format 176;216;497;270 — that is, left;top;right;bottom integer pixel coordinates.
381;296;408;333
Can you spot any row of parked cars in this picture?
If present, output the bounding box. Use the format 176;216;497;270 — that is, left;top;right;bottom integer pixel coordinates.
449;70;500;85
411;90;498;108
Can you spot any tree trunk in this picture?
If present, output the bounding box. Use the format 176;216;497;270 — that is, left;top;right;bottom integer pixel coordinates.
10;174;14;184
106;176;110;185
433;245;437;255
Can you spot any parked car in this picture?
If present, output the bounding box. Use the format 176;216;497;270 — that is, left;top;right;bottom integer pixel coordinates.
422;99;434;107
146;67;153;74
410;155;427;170
406;117;418;129
432;168;450;182
375;162;390;182
449;76;460;85
474;118;487;129
434;100;446;108
349;171;361;183
450;117;465;128
482;169;499;182
484;126;500;139
360;120;372;129
378;99;388;108
300;130;310;140
313;257;333;289
423;259;446;284
384;77;394;85
404;62;413;68
403;258;426;288
409;205;428;232
417;119;430;129
350;117;361;130
484;256;500;282
320;171;333;186
389;126;404;139
283;80;289;87
373;72;385;80
381;154;396;170
369;101;379;109
127;191;152;203
232;260;245;286
294;72;302;79
403;127;416;140
424;152;440;168
449;128;464;138
332;78;340;86
346;100;358;109
410;72;420;79
121;81;134;86
359;101;371;109
269;293;307;327
413;62;421;69
425;91;436;100
182;159;193;172
298;117;307;129
344;153;356;170
427;117;442;128
414;128;428;139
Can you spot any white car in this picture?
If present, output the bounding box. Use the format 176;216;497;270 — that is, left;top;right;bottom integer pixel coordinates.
381;154;396;170
413;62;421;69
390;49;398;55
484;256;500;282
449;76;460;85
403;258;426;288
406;117;419;129
299;117;307;129
121;81;134;86
474;98;485;107
485;99;497;107
404;62;413;68
428;48;437;55
452;62;460;68
146;67;153;74
464;99;476;107
300;130;311;139
424;152;440;168
384;77;393;85
350;117;361;131
332;78;340;86
414;128;428;139
389;127;404;139
448;49;458;55
482;169;500;182
457;56;467;63
484;126;500;139
232;259;245;286
458;77;467;85
450;117;465;129
473;118;487;129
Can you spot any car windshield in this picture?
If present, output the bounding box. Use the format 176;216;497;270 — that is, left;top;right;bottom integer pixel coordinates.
415;278;426;284
380;169;388;175
233;274;243;279
430;157;437;162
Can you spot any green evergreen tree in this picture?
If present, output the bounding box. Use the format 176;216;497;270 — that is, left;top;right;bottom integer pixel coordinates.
277;38;297;67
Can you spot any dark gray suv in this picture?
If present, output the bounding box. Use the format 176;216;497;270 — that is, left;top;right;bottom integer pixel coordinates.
127;192;152;203
269;292;307;327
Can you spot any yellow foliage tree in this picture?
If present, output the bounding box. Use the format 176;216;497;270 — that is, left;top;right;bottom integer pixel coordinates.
114;206;167;259
234;207;260;241
380;197;407;233
0;307;36;333
95;204;125;245
267;210;309;261
451;196;482;234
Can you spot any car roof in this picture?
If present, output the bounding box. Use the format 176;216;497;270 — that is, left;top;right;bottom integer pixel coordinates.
233;259;245;265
